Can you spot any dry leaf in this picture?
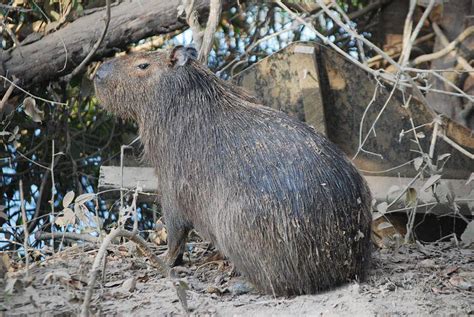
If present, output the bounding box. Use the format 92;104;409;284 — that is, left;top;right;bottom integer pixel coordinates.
437;153;451;161
153;219;168;245
5;277;23;295
63;191;75;208
416;132;425;139
0;205;7;220
75;204;90;226
376;202;388;214
449;275;472;291
120;277;137;293
418;259;436;269
460;221;474;245
43;271;71;285
421;175;441;192
413;156;423;171
75;193;95;205
55;207;75;227
406;187;417;206
466;173;474;185
23;97;44;123
377;222;393;231
372;212;384;220
174;280;189;312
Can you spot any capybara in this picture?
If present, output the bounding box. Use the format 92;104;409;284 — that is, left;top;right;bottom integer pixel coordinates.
94;45;372;296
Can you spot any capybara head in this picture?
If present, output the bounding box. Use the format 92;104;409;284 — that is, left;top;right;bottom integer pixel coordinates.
94;46;198;120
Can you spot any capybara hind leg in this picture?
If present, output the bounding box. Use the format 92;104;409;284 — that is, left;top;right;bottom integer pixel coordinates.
165;223;189;266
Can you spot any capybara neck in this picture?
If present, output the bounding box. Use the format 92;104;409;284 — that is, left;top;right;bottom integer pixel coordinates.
150;61;255;121
140;61;258;166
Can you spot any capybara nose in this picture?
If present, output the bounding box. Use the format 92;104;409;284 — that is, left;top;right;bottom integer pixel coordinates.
95;61;113;81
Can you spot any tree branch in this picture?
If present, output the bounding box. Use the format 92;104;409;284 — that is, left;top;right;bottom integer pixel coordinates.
198;0;223;64
63;0;111;81
0;0;232;94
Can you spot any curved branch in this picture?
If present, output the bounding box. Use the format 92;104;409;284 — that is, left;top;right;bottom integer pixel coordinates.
198;0;223;64
414;26;474;67
80;228;168;316
63;0;111;81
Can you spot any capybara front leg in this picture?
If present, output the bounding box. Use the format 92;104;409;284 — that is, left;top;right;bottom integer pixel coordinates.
165;222;189;266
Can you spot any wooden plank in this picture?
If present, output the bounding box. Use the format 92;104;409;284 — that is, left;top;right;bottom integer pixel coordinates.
99;166;157;193
365;176;473;213
99;165;473;214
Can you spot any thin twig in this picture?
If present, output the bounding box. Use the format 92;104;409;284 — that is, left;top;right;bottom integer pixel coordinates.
358;159;416;174
367;33;434;66
330;0;367;63
439;132;474;160
64;0;111;80
400;0;436;67
405;202;418;243
413;26;474;65
35;231;99;243
50;140;56;253
429;69;474;102
353;73;401;160
387;168;425;209
219;22;301;75
0;76;67;106
428;119;440;159
19;180;29;277
432;22;473;72
313;0;439;118
357;82;379;159
0;4;33;12
0;79;17;112
409;117;424;154
398;0;417;66
80;228;168;316
1;22;22;56
198;0;223;64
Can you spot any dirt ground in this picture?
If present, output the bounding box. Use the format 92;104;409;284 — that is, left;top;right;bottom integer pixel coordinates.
1;240;473;316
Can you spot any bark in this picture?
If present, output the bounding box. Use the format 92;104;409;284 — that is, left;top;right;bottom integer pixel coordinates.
426;0;474;129
0;0;224;94
426;0;473;128
377;0;409;50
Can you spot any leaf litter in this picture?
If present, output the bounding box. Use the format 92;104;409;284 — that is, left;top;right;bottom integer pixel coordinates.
1;240;472;316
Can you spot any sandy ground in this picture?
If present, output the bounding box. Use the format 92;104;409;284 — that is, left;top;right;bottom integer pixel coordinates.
1;240;473;316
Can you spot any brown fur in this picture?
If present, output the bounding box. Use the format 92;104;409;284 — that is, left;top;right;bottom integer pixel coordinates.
94;47;372;296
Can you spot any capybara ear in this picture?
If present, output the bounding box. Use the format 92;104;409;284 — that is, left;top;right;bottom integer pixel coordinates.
169;45;198;67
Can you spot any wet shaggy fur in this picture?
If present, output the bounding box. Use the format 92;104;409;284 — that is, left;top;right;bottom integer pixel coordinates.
94;47;372;296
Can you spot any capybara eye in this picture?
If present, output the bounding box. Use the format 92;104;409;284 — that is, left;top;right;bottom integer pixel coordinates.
137;63;150;70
